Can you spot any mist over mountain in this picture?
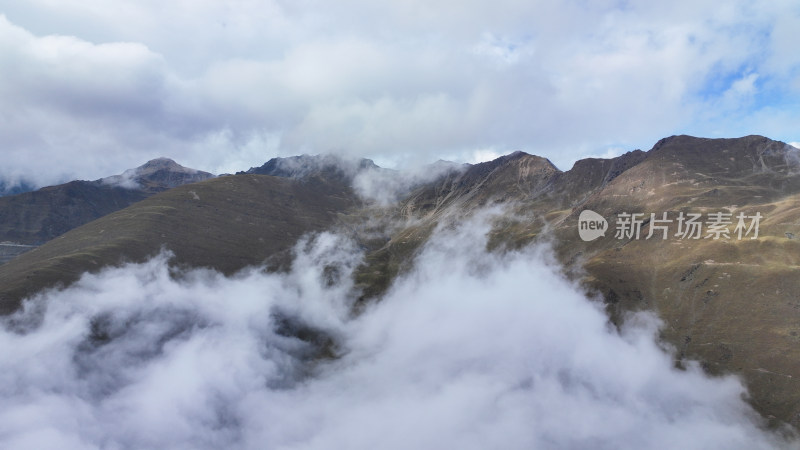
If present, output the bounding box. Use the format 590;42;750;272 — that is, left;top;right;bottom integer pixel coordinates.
1;135;800;446
0;215;790;449
239;154;380;181
0;178;36;198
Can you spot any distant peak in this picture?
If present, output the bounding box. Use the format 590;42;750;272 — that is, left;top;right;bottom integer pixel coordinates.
99;158;214;191
143;156;177;165
500;151;559;171
241;153;381;182
137;157;185;172
651;134;776;152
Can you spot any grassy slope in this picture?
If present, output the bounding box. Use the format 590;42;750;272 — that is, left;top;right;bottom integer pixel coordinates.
0;174;360;314
546;136;800;429
0;181;149;245
0;163;214;247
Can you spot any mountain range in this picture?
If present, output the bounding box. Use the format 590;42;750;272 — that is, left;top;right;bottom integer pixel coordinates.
0;158;214;264
1;135;799;432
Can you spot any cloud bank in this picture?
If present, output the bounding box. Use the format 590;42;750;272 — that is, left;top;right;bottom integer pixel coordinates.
0;217;790;449
1;2;800;186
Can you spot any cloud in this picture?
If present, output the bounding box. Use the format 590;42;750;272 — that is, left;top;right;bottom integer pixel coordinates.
1;3;800;183
0;15;191;186
352;159;467;206
0;214;790;449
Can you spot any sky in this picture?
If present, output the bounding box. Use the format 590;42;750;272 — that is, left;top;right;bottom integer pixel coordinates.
0;215;790;449
1;0;799;186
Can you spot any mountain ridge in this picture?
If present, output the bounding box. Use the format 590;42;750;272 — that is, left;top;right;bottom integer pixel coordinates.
239;154;381;184
1;134;800;430
0;158;214;247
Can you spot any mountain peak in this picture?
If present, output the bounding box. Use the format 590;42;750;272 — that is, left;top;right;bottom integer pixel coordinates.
470;151;559;178
139;157;181;169
100;158;214;192
240;154;381;183
646;134;798;176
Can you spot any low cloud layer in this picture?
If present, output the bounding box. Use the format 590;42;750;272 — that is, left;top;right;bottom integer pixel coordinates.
0;217;790;449
1;2;800;186
352;159;468;206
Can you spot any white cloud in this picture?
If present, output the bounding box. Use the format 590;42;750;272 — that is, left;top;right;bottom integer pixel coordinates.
0;2;799;185
0;215;790;449
469;148;504;164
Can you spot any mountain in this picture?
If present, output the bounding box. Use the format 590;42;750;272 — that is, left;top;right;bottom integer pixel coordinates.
100;157;215;193
239;154;380;183
550;136;800;429
346;135;800;429
0;158;214;248
0;173;360;314
1;135;800;430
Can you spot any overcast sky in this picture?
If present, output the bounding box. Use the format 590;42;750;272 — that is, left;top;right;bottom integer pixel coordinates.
1;1;799;186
